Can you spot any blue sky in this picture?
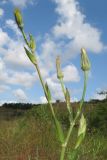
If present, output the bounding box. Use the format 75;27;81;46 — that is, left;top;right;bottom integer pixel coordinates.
0;0;107;104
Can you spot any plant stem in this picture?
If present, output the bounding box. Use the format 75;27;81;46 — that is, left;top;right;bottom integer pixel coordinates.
59;78;66;97
34;63;64;144
21;29;30;47
60;146;66;160
21;29;63;138
34;63;56;119
59;78;73;122
60;71;88;160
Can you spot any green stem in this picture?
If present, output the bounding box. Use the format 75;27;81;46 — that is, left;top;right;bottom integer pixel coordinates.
59;78;66;97
21;29;30;47
34;63;64;144
34;63;56;119
59;78;73;122
21;29;62;126
60;146;66;160
60;71;88;160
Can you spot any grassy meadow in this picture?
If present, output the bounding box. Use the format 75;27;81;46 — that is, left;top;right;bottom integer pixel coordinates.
0;100;107;160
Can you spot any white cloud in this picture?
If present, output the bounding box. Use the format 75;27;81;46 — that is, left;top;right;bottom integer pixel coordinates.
40;96;47;104
0;28;10;47
0;28;32;68
46;77;64;100
6;19;21;36
0;85;10;93
63;65;80;82
39;0;105;74
51;64;80;82
13;88;27;102
0;8;4;17
92;88;107;100
7;71;36;87
0;56;36;88
9;0;34;8
93;93;106;101
52;0;104;55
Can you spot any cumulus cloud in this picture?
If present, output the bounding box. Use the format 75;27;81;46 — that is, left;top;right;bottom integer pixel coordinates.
52;0;104;54
63;65;80;82
0;60;36;87
13;88;27;102
93;93;106;100
92;88;107;100
51;64;80;82
46;78;64;100
0;0;106;104
40;96;47;104
39;0;105;72
6;19;21;36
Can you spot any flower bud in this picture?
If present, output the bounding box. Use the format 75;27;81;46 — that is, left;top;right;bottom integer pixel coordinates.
56;56;64;79
29;34;36;52
81;48;91;71
14;8;23;30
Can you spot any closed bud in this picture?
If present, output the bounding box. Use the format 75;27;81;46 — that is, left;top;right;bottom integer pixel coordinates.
14;8;23;30
56;56;64;79
65;88;70;109
29;34;36;52
81;48;91;71
45;82;51;101
24;47;37;64
75;114;86;149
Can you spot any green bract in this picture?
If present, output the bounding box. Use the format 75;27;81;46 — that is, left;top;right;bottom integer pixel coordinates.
81;48;91;71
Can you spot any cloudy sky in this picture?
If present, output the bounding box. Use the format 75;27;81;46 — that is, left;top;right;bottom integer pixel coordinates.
0;0;107;104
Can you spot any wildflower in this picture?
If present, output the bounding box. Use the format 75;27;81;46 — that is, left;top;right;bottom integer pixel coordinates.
81;48;91;71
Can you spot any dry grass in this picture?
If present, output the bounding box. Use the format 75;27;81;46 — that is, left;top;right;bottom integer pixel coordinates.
0;104;107;160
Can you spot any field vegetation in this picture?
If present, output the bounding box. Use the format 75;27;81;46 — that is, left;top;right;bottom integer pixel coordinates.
0;100;107;160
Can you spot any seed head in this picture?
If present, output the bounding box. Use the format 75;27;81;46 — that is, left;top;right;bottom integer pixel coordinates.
81;48;91;71
56;56;64;79
14;8;23;30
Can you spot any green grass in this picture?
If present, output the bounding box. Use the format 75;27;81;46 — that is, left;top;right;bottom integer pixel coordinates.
0;102;107;160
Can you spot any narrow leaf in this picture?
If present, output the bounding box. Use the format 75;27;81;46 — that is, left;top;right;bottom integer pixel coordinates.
54;118;65;143
65;88;73;122
24;47;37;64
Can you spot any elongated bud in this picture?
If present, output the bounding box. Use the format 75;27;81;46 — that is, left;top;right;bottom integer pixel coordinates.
45;82;51;101
56;56;64;79
75;114;86;149
81;48;91;71
65;88;71;112
14;8;23;30
29;34;36;52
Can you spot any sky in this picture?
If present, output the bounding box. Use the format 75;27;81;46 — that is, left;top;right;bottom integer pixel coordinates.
0;0;107;104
